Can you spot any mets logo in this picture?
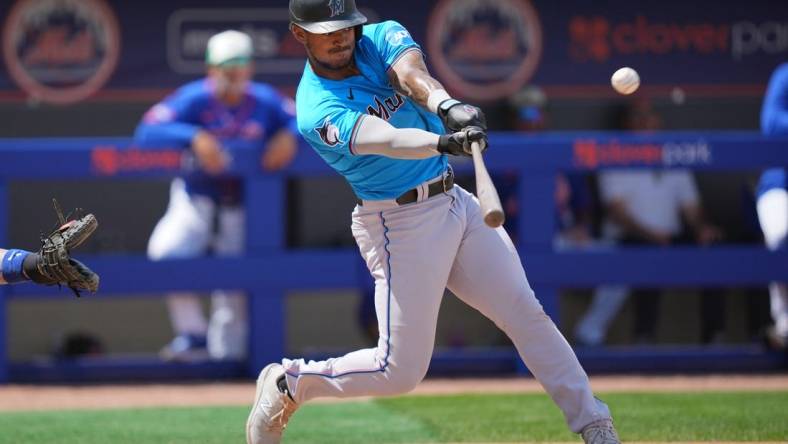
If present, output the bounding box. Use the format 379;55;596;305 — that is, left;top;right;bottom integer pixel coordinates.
2;0;121;105
328;0;345;18
315;117;344;147
427;0;543;101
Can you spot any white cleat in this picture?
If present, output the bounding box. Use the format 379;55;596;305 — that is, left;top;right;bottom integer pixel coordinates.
580;418;621;444
246;363;299;444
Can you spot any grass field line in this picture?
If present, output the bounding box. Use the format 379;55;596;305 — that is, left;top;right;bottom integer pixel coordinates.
0;374;786;411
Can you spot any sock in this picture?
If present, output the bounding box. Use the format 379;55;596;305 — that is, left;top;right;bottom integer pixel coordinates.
1;249;31;284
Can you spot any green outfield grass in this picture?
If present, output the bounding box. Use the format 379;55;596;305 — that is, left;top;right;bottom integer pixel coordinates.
0;392;786;443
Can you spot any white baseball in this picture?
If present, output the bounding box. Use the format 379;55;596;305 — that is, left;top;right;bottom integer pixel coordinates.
611;67;640;95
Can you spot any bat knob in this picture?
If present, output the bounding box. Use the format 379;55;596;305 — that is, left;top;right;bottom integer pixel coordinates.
484;210;505;228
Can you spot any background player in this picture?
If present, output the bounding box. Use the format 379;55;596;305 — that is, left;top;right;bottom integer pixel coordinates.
757;62;788;350
135;30;298;361
574;168;721;346
246;2;619;443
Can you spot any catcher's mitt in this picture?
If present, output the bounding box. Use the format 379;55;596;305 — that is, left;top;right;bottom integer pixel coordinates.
28;199;99;297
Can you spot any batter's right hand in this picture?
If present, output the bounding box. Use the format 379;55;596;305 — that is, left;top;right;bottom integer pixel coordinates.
437;126;488;157
191;130;228;175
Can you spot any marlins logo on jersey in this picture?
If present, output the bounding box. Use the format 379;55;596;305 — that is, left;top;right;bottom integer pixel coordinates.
315;117;344;146
366;93;405;120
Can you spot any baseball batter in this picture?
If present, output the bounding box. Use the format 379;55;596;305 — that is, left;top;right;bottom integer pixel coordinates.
246;2;620;443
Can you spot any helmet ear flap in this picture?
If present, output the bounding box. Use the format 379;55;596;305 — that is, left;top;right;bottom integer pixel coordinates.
354;24;363;41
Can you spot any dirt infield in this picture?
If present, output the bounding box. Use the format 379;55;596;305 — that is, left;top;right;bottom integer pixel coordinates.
0;374;786;412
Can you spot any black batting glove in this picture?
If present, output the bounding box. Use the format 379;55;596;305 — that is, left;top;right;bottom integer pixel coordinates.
437;99;487;132
437;126;488;157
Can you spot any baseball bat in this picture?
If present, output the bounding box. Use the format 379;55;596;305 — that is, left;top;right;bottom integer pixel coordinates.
470;141;505;228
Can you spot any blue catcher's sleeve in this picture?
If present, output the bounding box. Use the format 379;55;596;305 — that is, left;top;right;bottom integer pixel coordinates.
299;103;365;157
134;87;202;147
371;21;422;71
762;63;788;136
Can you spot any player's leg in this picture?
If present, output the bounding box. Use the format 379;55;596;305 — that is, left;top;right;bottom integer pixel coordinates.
445;186;612;434
767;283;788;346
757;187;788;344
208;205;247;360
280;194;462;403
574;285;629;346
148;178;214;358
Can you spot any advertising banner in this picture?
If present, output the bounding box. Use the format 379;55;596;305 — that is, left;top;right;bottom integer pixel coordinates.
1;0;785;103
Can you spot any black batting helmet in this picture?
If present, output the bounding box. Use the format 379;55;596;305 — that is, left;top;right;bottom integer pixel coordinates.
289;0;367;34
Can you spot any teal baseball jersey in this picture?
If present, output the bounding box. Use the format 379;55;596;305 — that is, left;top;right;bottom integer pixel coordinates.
295;20;448;200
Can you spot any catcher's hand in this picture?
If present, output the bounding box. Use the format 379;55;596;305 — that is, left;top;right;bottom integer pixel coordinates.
28;199;99;297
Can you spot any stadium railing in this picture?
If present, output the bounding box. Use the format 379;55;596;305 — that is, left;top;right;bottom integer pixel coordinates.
0;131;786;382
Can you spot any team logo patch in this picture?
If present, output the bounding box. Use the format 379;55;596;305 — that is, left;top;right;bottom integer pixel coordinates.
427;0;542;101
2;0;121;105
142;104;175;124
328;0;345;18
462;104;478;117
315;117;343;147
386;27;411;47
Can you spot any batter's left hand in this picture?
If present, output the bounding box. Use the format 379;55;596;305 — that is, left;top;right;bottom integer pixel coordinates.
437;99;487;132
438;126;488;157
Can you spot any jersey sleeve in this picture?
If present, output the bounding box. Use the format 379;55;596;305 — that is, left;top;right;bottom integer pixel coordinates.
370;20;422;71
298;102;365;157
761;63;788;136
279;95;299;136
134;86;202;147
257;85;299;137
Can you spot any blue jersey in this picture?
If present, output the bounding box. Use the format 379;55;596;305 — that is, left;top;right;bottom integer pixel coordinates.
134;79;297;202
758;63;788;197
295;21;448;200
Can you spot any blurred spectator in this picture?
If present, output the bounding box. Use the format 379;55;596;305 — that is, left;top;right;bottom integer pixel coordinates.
478;85;547;131
496;85;595;244
756;62;788;350
134;30;298;361
574;99;723;346
510;86;548;131
554;173;594;248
